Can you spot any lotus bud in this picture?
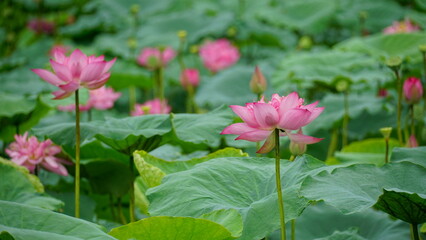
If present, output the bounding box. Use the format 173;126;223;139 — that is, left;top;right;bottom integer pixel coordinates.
403;77;423;104
180;69;200;89
298;36;313;50
227;27;237;37
380;127;392;140
289;129;307;157
406;135;419;148
190;45;199;54
250;66;267;95
127;37;137;50
177;30;187;39
130;4;140;15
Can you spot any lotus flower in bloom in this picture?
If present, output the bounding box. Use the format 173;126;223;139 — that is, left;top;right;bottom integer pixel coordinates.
58;86;121;112
5;132;69;176
137;47;176;70
199;39;239;72
131;99;171;116
32;49;116;99
383;19;420;34
403;77;423;104
49;45;69;57
180;68;200;89
221;92;324;153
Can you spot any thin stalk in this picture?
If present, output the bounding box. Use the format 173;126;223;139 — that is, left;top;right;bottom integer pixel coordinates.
384;138;389;164
155;67;164;101
291;219;296;240
117;197;127;224
129;156;135;222
422;51;426;112
394;69;403;145
274;129;286;240
129;86;136;114
410;104;415;136
74;90;81;218
109;194;117;221
326;128;339;159
410;224;420;240
342;90;349;147
88;109;92;122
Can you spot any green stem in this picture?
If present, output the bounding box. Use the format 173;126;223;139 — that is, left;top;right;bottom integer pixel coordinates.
289;155;295;162
109;194;117;221
155;67;164;102
129;156;135;222
394;69;403;145
342;90;349;147
274;129;286;240
411;224;420;240
74;90;81;218
88;109;92;122
291;219;296;240
117;197;127;224
327;128;339;159
384;138;389;164
422;51;426;112
129;86;136;114
410;104;415;136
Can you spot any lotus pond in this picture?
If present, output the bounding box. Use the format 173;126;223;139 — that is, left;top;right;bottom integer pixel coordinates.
1;0;426;240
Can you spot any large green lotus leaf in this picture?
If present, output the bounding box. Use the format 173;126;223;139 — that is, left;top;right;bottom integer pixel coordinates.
166;105;233;149
106;60;153;89
272;51;392;90
300;162;426;223
334;138;400;166
257;0;337;34
0;96;51;142
390;147;426;168
0;200;116;240
0;231;14;240
335;33;426;63
133;148;248;214
147;155;332;240
0;158;63;211
269;202;409;240
200;209;243;238
109;216;237;240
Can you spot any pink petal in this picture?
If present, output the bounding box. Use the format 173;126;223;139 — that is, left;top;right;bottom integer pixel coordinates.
85;73;110;89
59;81;80;92
229;105;259;128
69;49;87;65
235;129;272;142
52;90;73;100
257;132;276;154
304;107;324;125
80;62;106;83
278;108;312;130
288;133;323;144
252;103;279;128
221;123;258;135
50;60;72;82
279;92;300;115
32;69;63;86
303;101;319;111
102;58;116;74
52;48;66;63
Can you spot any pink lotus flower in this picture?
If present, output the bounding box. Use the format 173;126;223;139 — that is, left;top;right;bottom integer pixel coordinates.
58;86;121;112
377;88;388;98
403;77;423;104
131;99;171;116
221;92;324;153
406;135;419;148
199;39;239;73
5;132;69;176
32;49;116;99
49;45;70;57
27;18;55;35
137;47;175;70
383;19;420;34
180;69;200;89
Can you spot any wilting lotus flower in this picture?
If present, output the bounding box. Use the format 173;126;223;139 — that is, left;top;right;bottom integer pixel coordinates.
58;86;121;112
27;18;55;35
32;49;116;99
131;99;171;116
403;77;423;104
383;19;420;34
406;135;419;148
199;39;239;73
221;92;324;153
5;132;69;176
180;68;200;89
137;47;175;70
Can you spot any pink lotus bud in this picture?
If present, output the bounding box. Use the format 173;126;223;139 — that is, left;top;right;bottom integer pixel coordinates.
137;47;176;70
377;88;388;98
131;99;171;116
289;129;307;156
403;77;423;104
199;39;239;73
406;135;419;148
5;132;70;176
250;66;267;94
27;18;55;35
180;69;200;89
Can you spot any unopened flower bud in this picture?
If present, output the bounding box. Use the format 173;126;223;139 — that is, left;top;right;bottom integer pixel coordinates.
130;4;140;15
403;77;423;104
250;66;267;95
180;69;200;89
127;38;137;49
227;27;237;37
289;129;307;156
406;135;419;148
177;30;187;39
380;127;392;140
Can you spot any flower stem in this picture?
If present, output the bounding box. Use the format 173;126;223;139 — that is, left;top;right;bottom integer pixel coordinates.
410;104;415;136
394;69;403;145
422;51;426;112
129;156;135;222
129;86;136;114
274;129;286;240
342;90;349;147
410;224;420;240
291;219;296;240
74;89;81;218
156;67;164;101
327;128;338;159
384;138;389;164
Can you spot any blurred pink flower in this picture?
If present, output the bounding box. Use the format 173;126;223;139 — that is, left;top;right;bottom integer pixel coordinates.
58;86;121;112
377;88;388;98
5;132;69;176
49;45;70;57
383;19;420;34
406;135;419;148
403;77;423;104
180;68;200;89
131;99;171;116
32;49;116;99
137;47;175;70
27;18;55;35
199;39;239;72
221;92;324;153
